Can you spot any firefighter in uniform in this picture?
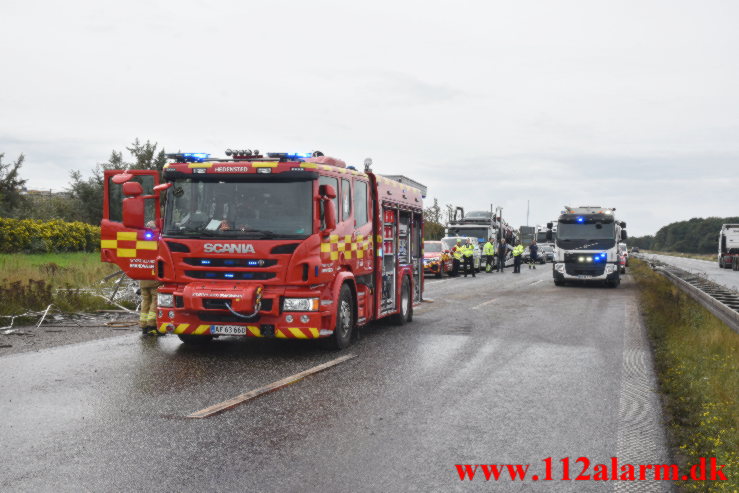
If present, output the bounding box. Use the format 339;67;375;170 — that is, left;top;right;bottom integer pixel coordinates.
451;239;463;277
139;279;161;334
483;238;495;273
463;239;476;278
139;220;162;335
512;242;524;274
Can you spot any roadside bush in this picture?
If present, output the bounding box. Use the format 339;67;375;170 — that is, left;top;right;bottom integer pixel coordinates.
0;218;100;253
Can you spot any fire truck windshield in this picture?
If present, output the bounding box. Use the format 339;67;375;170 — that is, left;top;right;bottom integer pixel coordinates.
163;179;313;239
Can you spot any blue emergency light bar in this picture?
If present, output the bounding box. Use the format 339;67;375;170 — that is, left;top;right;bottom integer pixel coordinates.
267;152;313;160
166;152;211;163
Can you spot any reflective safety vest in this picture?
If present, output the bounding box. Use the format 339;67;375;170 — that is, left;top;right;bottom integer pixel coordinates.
453;246;463;260
463;244;474;257
512;245;524;257
483;242;494;255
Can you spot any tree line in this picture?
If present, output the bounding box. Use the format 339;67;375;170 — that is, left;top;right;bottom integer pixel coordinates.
629;217;739;254
0;139;167;225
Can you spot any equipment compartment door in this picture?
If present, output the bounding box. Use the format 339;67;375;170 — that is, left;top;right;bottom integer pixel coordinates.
411;211;423;302
100;170;160;280
381;206;396;312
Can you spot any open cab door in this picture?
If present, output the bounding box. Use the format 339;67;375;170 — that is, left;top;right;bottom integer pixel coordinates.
101;170;160;280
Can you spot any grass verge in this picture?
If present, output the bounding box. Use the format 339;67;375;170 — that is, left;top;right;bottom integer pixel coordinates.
0;252;123;316
631;259;738;491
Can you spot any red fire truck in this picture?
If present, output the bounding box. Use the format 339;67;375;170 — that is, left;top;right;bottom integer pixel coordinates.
100;150;425;348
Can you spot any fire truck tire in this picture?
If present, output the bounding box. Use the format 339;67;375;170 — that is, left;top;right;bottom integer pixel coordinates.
326;284;355;350
178;334;213;345
391;276;412;325
554;280;564;286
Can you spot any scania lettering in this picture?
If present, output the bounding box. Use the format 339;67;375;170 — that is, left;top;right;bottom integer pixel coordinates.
100;150;425;348
547;206;627;288
204;243;256;254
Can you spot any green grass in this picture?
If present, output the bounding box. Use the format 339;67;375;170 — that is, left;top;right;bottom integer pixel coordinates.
0;252;123;316
631;259;738;491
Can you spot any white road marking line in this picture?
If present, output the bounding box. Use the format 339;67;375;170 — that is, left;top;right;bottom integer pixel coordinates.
472;298;498;310
186;354;356;419
529;279;543;285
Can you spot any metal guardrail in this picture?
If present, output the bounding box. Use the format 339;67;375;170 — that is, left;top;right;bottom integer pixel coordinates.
636;254;739;334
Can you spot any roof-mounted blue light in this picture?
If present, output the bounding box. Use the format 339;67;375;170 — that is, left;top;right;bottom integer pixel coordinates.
182;153;210;162
166;152;211;163
286;152;313;159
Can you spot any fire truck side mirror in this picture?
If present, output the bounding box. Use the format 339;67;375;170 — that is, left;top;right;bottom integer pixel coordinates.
122;197;146;229
153;182;173;193
322;198;337;235
319;184;337;199
122;181;143;197
621;230;628;240
546;231;553;241
546;222;553;229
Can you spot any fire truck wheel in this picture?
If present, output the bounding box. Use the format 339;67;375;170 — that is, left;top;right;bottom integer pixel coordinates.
178;334;213;345
391;276;412;325
327;284;355;350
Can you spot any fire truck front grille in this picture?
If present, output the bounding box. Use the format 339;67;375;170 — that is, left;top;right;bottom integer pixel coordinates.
201;298;274;311
183;258;277;268
185;270;276;281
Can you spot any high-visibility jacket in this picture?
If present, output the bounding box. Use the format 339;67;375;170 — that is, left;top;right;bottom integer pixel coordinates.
463;244;474;257
512;244;524;257
483;241;494;255
452;245;463;260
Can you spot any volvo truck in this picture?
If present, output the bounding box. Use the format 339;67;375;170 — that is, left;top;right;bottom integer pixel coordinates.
547;206;627;287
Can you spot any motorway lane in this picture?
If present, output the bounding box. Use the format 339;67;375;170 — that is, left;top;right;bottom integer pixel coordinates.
641;253;739;291
0;267;670;492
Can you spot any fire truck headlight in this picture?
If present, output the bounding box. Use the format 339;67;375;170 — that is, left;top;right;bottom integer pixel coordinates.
283;298;319;312
606;265;616;274
157;293;174;308
555;263;565;273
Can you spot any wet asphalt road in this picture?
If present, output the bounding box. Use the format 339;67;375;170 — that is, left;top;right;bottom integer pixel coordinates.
0;266;670;492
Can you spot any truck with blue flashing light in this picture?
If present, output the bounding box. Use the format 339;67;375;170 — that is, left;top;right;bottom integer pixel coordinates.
546;206;627;287
100;149;425;348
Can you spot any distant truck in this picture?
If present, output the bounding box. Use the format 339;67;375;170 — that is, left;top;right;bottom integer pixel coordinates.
519;225;536;246
546;206;627;287
718;224;739;269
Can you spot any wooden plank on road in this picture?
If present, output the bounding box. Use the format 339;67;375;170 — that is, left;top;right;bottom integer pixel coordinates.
186;354;357;419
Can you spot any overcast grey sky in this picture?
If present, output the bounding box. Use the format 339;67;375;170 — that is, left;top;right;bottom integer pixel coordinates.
2;0;738;235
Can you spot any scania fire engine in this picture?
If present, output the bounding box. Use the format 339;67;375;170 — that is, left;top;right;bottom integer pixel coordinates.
546;206;627;287
100;150;425;348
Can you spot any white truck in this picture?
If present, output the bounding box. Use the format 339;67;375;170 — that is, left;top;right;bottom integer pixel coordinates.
546;206;627;287
718;224;739;269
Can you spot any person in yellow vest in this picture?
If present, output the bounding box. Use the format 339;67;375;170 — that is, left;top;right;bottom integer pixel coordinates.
462;238;476;278
512;242;524;274
451;239;463;277
483;237;495;273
